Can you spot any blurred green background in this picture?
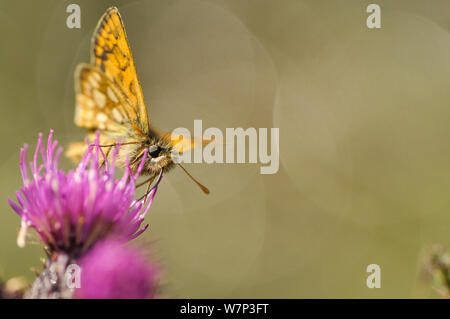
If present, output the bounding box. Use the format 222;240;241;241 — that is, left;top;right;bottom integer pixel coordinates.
1;0;450;298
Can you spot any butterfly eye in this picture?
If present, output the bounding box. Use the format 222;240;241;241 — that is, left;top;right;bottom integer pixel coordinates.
148;145;161;158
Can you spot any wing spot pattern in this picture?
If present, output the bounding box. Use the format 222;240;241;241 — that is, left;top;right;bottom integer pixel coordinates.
92;72;101;82
88;75;99;88
96;112;108;122
107;86;119;103
85;97;95;108
112;108;124;123
93;90;106;108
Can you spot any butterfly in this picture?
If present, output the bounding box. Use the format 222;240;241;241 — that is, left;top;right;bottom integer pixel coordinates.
66;6;210;196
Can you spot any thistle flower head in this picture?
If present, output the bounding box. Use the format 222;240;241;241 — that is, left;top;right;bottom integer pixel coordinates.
8;130;161;255
74;238;158;299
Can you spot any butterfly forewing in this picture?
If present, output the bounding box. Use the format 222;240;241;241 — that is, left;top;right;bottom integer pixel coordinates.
90;7;150;134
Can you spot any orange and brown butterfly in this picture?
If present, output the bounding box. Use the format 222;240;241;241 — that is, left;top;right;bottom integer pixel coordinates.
66;6;210;195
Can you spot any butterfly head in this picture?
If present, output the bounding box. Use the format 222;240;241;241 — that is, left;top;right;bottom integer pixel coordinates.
142;140;174;175
138;137;209;194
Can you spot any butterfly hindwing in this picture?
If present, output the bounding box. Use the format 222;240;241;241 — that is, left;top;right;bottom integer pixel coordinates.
68;63;139;163
74;63;135;137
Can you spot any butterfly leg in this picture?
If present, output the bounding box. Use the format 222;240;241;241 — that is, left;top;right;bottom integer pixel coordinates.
99;147;112;169
137;174;157;201
136;174;157;189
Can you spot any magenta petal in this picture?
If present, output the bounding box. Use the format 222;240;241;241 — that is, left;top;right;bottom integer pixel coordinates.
130;224;149;240
7;199;23;216
75;238;158;299
8;130;158;252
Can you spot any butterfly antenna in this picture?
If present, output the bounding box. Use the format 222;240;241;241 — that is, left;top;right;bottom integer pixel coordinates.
90;141;142;148
177;163;210;194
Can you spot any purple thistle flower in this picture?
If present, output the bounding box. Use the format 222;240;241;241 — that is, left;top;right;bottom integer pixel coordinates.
74;238;158;299
7;130;162;255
